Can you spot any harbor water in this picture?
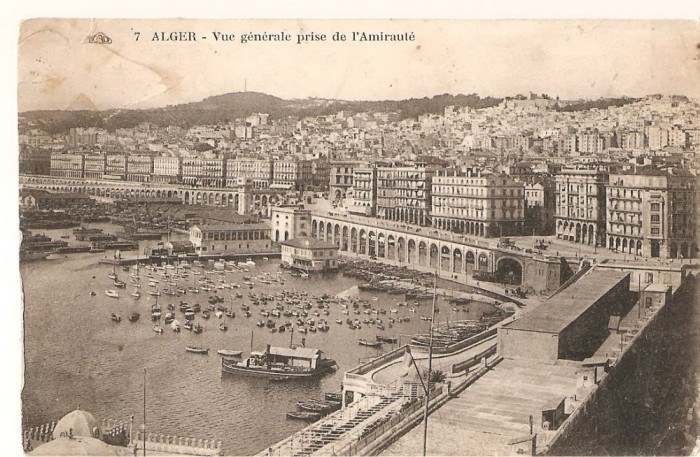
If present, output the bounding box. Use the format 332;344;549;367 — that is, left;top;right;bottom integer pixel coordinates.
21;226;497;455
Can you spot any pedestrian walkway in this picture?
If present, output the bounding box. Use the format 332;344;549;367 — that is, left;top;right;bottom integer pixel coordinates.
381;359;578;456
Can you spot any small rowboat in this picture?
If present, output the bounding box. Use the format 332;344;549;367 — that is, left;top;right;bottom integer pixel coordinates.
286;411;321;421
325;392;342;402
358;339;382;348
217;349;243;357
297;402;328;413
185;346;209;355
105;289;119;299
153;325;164;334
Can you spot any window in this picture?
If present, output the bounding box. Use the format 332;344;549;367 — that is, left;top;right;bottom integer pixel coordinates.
651;227;660;235
651;215;660;223
651;203;660;211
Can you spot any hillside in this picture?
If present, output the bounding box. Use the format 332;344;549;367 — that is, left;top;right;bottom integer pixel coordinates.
18;92;502;134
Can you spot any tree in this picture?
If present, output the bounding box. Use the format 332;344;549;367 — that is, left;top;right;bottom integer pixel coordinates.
429;370;446;383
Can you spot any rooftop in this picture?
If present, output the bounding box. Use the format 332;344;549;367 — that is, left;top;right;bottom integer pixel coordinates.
268;346;322;359
192;222;270;231
503;269;629;334
279;236;338;250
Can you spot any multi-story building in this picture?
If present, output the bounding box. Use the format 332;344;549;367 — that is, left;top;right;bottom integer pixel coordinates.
376;165;435;226
50;153;84;178
152;156;181;184
329;161;360;202
272;159;313;191
555;168;609;246
189;220;271;255
431;168;525;237
105;155;127;180
225;158;273;189
279;237;338;272
576;131;605;154
607;168;697;259
182;158;225;188
83;155;107;180
126;155;154;182
647;126;669;151
618;130;645;150
65;127;100;148
349;167;377;216
668;127;689;148
270;206;312;242
19;150;52;176
524;179;556;236
311;160;331;192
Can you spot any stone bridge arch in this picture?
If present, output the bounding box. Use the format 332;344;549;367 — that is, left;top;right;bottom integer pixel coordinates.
495;256;523;285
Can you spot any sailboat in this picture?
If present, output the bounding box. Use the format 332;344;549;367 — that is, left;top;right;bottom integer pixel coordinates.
108;266;117;280
131;289;141;299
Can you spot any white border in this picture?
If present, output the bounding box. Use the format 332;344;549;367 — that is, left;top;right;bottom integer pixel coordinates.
3;2;700;456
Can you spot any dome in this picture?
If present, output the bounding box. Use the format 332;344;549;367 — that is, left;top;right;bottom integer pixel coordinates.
30;436;130;456
52;409;101;440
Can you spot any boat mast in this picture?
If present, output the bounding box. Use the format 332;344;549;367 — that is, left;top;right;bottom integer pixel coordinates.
143;368;146;457
422;269;438;456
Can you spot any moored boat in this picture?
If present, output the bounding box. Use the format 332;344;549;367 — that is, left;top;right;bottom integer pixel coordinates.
324;392;342;402
297;401;328;413
222;345;337;379
186;346;209;354
286;411;321;422
217;349;243;357
358;339;382;348
111;313;121;323
105;289;119;299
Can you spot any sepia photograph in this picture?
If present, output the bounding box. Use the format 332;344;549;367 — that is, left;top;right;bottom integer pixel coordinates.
14;15;700;456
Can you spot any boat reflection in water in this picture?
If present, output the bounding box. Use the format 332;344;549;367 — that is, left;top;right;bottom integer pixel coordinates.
222;344;337;379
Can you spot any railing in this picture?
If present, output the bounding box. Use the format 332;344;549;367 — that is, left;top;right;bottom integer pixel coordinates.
132;430;223;456
348;345;408;376
22;421;56;446
336;386;444;456
415;328;498;355
452;344;498;373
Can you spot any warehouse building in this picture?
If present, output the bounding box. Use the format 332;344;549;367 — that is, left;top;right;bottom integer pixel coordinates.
498;270;631;364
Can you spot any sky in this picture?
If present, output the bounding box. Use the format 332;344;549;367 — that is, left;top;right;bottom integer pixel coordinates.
17;19;700;112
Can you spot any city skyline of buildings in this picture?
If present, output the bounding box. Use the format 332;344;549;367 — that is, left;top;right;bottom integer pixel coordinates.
19;92;700;260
